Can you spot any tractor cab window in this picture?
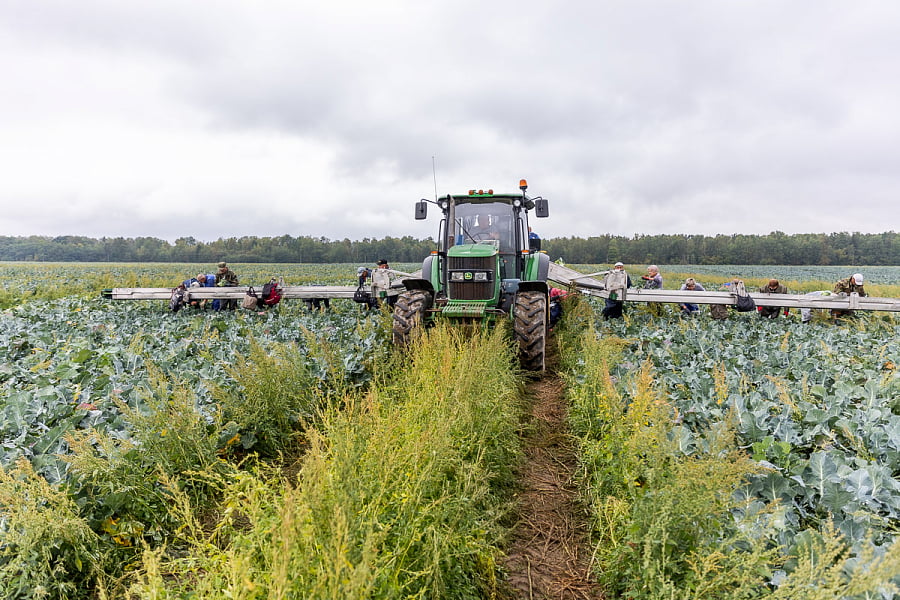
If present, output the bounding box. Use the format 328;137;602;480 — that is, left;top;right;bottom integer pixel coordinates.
452;202;515;253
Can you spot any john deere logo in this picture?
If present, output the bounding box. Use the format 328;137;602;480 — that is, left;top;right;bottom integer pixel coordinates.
464;272;473;280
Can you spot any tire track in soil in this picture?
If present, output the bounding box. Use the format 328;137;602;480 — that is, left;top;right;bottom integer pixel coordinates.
501;368;603;600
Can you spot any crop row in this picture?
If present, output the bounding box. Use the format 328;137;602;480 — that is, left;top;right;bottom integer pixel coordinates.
560;298;900;598
0;296;383;482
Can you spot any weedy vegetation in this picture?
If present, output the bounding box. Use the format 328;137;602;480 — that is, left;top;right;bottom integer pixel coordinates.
3;262;900;598
557;292;900;599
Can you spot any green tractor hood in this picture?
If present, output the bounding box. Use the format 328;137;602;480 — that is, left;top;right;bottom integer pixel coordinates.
446;243;498;258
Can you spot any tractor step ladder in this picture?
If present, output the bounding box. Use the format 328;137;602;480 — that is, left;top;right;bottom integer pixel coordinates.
441;302;488;317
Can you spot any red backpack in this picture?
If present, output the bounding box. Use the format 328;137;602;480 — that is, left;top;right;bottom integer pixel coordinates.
261;278;282;306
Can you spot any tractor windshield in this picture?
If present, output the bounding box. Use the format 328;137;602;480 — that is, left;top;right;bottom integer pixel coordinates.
452;202;516;253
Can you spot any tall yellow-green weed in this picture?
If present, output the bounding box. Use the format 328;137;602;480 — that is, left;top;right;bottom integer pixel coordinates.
562;324;900;599
127;324;523;599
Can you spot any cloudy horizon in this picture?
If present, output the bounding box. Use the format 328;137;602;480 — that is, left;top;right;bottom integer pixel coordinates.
2;1;898;244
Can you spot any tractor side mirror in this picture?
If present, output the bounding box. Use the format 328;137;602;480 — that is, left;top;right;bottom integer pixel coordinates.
415;200;428;220
534;198;549;218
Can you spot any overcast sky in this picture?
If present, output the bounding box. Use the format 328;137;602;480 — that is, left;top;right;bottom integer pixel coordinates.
2;1;898;244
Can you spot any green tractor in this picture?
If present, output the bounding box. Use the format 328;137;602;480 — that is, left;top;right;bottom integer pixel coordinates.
392;179;551;370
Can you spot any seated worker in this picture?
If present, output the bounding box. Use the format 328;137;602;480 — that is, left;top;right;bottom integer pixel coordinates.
528;227;541;252
758;279;789;318
549;287;568;328
678;277;705;316
304;298;331;311
469;214;499;242
190;273;216;309
304;284;331;312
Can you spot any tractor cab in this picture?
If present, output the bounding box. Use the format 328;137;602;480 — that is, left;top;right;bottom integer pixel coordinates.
448;200;519;282
452;202;514;250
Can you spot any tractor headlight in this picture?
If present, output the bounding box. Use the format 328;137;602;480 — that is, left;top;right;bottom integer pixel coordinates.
450;271;466;281
474;272;489;282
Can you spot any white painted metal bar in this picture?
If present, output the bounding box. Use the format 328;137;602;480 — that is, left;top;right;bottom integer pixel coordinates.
106;285;399;301
547;263;607;290
591;288;900;312
105;264;900;312
546;263;900;312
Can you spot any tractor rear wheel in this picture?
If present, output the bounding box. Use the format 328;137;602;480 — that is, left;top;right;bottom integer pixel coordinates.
392;290;431;347
514;290;547;371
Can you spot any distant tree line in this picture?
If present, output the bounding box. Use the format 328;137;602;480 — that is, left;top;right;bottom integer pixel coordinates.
1;231;899;265
0;235;436;265
545;231;900;266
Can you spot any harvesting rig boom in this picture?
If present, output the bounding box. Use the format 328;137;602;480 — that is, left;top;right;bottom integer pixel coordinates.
102;285;387;301
548;263;900;313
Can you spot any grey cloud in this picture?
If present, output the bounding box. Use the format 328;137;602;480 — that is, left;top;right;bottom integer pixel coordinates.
3;0;900;243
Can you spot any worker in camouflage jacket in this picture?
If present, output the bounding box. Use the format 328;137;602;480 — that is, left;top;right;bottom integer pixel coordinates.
832;273;865;319
215;262;239;286
215;261;240;310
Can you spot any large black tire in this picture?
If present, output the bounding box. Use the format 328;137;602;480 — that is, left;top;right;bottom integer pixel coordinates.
392;290;431;347
514;290;547;371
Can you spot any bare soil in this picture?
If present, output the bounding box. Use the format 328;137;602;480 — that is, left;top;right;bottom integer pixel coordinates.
501;366;604;599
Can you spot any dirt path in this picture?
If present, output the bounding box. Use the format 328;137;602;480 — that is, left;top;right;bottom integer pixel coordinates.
501;370;604;599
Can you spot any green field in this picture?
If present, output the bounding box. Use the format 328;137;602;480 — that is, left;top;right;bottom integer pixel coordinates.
1;262;899;598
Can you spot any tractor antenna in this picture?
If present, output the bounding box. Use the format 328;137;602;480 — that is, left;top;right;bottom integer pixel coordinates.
432;156;438;201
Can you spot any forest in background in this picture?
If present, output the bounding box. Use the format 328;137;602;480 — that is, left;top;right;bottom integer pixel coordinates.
1;230;899;265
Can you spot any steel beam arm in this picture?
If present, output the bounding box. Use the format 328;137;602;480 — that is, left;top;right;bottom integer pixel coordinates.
105;286;392;301
546;263;900;312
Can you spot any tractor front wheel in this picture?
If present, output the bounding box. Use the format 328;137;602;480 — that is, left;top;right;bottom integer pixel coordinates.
514;290;547;371
392;290;431;347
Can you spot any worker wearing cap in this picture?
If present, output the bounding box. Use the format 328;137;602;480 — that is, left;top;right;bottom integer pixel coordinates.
371;259;396;307
215;261;240;310
758;279;789;318
601;262;631;319
832;273;866;319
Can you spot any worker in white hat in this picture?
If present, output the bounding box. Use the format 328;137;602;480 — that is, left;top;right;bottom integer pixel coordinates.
832;272;866;319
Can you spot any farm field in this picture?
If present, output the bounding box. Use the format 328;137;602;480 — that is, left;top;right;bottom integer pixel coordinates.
1;262;900;598
0;262;423;308
560;296;900;598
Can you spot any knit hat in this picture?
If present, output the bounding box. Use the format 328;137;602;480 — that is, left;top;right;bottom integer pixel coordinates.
614;262;624;267
853;273;864;284
217;262;227;269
